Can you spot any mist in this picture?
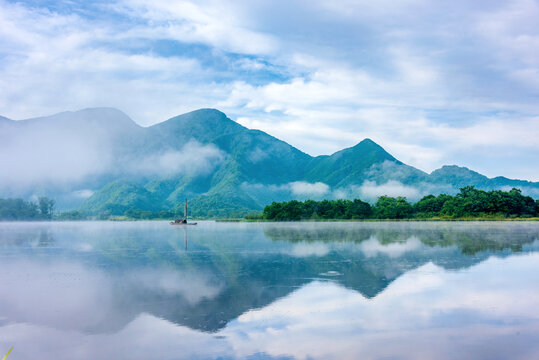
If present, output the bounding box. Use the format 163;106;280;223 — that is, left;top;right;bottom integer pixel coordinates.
0;118;114;190
241;179;461;205
125;140;226;178
289;181;330;197
0;110;226;198
355;180;422;202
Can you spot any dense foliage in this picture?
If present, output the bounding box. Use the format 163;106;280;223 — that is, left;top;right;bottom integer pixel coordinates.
6;108;539;218
0;197;55;220
261;199;373;220
258;187;539;221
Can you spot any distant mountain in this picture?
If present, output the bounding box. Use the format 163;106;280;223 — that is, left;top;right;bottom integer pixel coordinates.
1;107;538;216
430;165;538;191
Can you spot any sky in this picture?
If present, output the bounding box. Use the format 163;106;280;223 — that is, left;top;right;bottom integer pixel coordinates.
0;0;538;180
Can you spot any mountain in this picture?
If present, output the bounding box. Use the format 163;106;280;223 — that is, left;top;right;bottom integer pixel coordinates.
305;139;429;187
430;165;539;191
1;107;538;216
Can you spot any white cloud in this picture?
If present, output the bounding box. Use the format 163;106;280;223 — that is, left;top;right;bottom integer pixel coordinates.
0;121;114;189
289;181;330;197
0;0;538;181
474;0;539;73
0;115;225;191
129;140;226;177
357;180;422;201
247;147;269;163
115;0;278;55
72;189;95;199
0;0;229;124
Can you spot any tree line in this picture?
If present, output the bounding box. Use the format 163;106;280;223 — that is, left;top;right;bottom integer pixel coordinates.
0;197;55;220
123;209;175;220
255;187;539;221
2;186;538;221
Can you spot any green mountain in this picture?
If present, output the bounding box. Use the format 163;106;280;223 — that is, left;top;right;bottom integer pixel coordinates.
1;107;538;217
306;139;428;187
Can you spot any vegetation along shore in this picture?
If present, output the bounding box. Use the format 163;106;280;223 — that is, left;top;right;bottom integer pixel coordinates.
1;187;538;222
246;187;539;221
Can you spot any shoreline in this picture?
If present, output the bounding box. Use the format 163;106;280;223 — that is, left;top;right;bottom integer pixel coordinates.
217;217;539;222
2;217;539;223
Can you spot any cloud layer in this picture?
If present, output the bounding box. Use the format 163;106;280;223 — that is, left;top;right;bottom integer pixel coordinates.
127;140;225;178
0;0;538;179
0;118;225;191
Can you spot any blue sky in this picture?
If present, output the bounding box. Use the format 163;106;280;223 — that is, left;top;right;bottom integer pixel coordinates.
1;0;538;180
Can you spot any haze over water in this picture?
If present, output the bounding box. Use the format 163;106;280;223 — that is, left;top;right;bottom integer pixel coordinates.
1;221;539;359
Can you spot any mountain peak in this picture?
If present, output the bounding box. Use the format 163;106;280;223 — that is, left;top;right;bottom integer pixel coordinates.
187;108;227;117
431;165;480;176
150;108;246;144
342;138;396;161
158;108;241;126
351;138;386;151
305;138;400;186
19;107;139;130
356;138;376;145
430;165;489;187
75;107;132;118
33;107;130;119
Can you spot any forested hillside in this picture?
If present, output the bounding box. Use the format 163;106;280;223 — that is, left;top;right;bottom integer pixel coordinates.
2;108;538;218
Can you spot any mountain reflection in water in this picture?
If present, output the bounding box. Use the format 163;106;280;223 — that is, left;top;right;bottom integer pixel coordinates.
0;221;538;360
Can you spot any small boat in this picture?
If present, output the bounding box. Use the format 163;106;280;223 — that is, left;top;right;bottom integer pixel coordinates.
170;199;197;226
170;220;197;225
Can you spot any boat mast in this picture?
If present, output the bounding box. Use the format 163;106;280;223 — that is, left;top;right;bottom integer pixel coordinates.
184;199;187;220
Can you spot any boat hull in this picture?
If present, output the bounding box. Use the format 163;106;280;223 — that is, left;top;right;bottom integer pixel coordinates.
170;222;197;226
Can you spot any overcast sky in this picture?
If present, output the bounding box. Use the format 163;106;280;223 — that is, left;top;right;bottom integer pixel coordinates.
1;0;538;180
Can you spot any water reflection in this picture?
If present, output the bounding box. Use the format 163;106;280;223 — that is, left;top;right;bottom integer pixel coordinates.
0;221;538;359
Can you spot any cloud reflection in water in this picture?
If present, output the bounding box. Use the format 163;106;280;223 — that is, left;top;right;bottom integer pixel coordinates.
0;221;538;359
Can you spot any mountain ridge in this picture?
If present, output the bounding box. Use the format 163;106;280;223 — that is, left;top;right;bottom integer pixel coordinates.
1;107;537;216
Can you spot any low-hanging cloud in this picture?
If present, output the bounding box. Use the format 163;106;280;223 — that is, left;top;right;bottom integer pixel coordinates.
127;140;226;177
0;122;114;190
1;0;539;182
366;160;426;182
247;146;270;163
241;181;331;201
71;189;95;199
289;181;330;197
357;180;422;201
500;186;539;199
0;114;226;195
242;178;460;205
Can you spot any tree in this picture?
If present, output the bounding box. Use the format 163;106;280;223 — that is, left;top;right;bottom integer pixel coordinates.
346;199;372;219
0;198;40;220
374;196;413;219
38;197;55;219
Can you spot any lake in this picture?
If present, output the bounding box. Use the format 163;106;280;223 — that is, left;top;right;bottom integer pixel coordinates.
1;221;538;359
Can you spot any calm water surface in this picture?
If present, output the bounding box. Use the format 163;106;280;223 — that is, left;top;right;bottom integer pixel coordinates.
1;221;539;359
